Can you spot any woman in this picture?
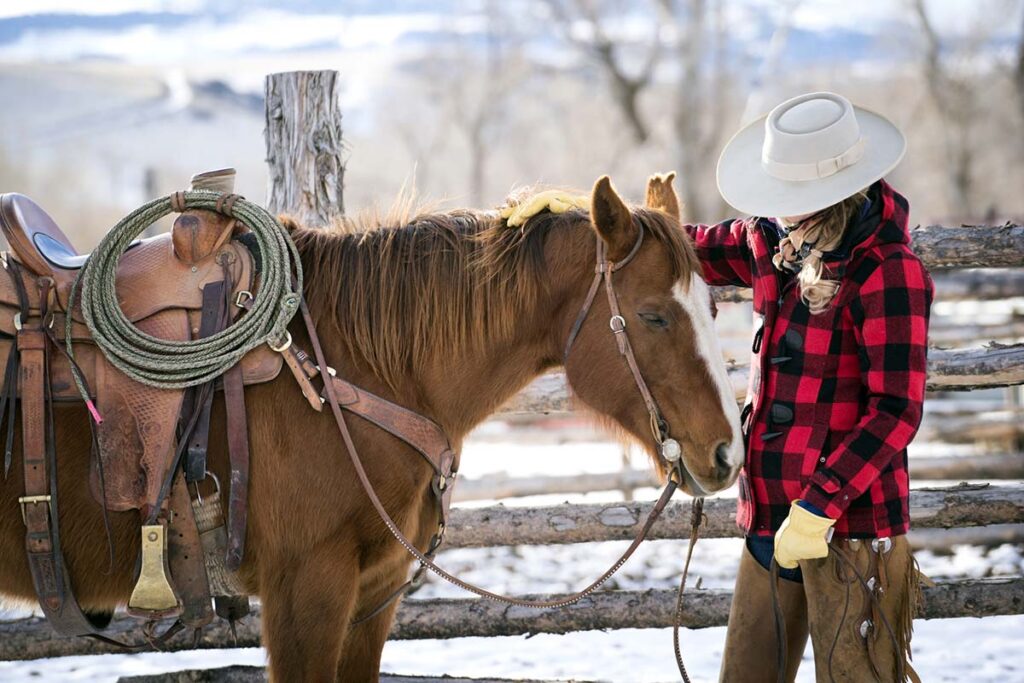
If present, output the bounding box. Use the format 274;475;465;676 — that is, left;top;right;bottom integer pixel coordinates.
685;91;933;682
501;91;931;680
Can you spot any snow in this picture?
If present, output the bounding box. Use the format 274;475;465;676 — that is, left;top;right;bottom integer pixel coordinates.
0;438;1020;681
2;617;1022;682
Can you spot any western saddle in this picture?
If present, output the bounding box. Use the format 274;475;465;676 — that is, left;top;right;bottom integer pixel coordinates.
1;169;462;648
0;169;279;641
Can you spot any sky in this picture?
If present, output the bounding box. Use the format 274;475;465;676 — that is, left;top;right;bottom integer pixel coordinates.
0;0;1019;37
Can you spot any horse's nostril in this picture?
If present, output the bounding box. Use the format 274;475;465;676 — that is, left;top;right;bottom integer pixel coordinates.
715;442;732;479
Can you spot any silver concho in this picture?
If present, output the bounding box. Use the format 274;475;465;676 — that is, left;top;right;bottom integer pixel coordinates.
660;438;682;462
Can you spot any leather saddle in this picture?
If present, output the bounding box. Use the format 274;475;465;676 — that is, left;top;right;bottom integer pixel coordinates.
0;192;282;511
2;173;460;641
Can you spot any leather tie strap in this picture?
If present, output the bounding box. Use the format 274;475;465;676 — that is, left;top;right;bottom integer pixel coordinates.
222;360;250;571
18;277;117;638
170;191;186;213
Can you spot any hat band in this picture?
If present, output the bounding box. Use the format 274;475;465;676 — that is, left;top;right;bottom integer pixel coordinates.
762;136;867;182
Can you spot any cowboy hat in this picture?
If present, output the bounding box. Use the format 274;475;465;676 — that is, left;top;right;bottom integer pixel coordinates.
716;92;906;218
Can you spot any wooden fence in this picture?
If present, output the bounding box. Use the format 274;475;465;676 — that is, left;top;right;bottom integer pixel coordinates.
1;484;1021;660
2;69;1022;682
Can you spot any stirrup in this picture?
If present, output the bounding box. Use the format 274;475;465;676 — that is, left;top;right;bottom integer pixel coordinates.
127;523;182;619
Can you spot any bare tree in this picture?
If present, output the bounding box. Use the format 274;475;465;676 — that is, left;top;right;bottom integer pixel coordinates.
1016;8;1024;129
543;0;733;220
543;0;661;144
449;0;520;205
656;0;731;220
910;0;985;218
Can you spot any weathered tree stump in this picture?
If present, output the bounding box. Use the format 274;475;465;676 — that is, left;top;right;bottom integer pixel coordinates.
264;70;345;226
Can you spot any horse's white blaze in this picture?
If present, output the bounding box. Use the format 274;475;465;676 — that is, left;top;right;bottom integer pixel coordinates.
672;274;744;469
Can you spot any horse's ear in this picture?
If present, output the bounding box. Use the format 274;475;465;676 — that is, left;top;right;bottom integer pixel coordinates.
645;171;681;221
590;176;637;261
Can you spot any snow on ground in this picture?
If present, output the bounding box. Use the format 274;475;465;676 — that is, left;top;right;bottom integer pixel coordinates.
2;616;1022;682
1;439;1021;681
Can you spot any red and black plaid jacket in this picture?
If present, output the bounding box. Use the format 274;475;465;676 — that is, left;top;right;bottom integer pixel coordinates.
684;181;933;538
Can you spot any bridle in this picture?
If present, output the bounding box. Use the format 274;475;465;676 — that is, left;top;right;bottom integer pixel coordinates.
562;224;707;682
297;221;705;678
563;223;686;475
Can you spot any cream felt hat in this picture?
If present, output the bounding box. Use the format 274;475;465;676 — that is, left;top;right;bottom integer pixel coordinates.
716;92;906;218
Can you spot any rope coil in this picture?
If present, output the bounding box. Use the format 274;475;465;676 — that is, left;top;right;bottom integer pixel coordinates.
66;190;302;391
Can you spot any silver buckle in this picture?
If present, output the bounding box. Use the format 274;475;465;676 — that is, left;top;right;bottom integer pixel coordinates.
18;494;51;524
267;331;292;352
315;365;337;377
859;619;873;638
234;291;253;309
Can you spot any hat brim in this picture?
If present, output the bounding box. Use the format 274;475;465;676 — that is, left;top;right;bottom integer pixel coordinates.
716;105;906;218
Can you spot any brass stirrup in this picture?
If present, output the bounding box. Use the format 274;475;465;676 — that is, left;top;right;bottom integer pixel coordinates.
127;524;181;618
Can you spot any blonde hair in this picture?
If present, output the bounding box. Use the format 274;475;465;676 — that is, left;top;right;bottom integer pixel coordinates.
772;191;869;313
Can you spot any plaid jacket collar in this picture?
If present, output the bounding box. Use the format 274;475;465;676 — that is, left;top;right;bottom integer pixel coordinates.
757;180;910;284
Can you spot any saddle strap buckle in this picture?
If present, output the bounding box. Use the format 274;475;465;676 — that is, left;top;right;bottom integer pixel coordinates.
17;495;51;525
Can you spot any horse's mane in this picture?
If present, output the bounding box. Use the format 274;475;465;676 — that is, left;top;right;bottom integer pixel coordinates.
288;189;698;391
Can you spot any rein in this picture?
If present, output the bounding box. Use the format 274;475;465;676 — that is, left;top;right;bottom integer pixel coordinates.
298;224;703;613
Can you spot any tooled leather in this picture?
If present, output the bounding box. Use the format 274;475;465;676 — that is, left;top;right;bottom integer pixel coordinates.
0;236;280;512
92;309;188;511
82;235;251;323
0;237;283;388
324;374;455;478
171;210;237;266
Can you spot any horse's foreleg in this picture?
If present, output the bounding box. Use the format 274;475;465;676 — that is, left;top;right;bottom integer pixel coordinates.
336;563;413;682
261;536;359;683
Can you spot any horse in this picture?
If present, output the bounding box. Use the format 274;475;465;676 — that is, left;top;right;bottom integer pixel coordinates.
0;174;742;681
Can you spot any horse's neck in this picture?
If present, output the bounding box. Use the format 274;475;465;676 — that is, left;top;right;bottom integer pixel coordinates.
309;224;591;442
417;237;593;440
418;331;559;441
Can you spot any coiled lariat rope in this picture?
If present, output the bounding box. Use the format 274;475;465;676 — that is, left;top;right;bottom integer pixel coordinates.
66;190;302;399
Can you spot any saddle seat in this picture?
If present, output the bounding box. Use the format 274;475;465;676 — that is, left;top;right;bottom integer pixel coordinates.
0;193;283;512
0;193;89;276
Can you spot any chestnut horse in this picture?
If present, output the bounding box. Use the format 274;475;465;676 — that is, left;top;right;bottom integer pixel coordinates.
0;175;741;681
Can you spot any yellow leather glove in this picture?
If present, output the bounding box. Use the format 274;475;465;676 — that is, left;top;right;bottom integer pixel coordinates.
773;500;836;569
499;190;589;227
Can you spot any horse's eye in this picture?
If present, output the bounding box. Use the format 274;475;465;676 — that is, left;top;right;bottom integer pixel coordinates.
639;312;669;329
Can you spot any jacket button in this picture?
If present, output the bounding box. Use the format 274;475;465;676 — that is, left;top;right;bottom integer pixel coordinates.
771;330;803;365
819;457;826;463
752;325;765;353
770;403;794;425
